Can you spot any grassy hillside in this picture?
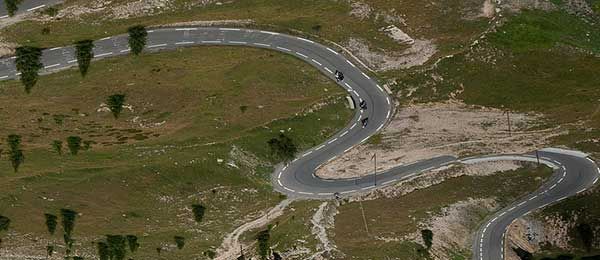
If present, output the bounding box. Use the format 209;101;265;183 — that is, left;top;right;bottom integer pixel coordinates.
0;46;352;259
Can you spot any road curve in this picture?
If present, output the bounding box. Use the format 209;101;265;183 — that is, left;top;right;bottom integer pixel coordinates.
0;22;598;260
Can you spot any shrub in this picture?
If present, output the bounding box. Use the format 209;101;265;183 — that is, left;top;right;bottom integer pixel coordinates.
44;213;58;235
256;229;270;260
60;208;78;246
6;134;24;172
107;94;126;118
126;235;139;253
106;235;127;260
421;229;433;249
267;133;297;162
97;242;109;260
174;236;185;249
66;136;82;155
52;140;63;155
0;215;10;231
192;204;206;223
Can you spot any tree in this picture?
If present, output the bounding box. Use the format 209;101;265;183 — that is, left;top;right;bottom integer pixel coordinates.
107;94;126;118
106;235;127;260
127;25;147;55
174;236;185;250
126;235;139;253
52;140;63;155
577;223;594;252
267;133;297;162
46;245;54;257
15;46;43;93
256;229;270;260
0;215;10;231
75;40;94;77
6;134;24;172
60;208;78;248
44;213;58;235
4;0;23;17
97;242;109;260
421;229;433;250
66;136;82;155
192;204;206;223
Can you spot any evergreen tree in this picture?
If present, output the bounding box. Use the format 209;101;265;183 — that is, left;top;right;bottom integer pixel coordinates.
4;0;23;17
15;46;43;93
127;25;148;55
107;94;126;118
44;213;58;235
75;40;94;77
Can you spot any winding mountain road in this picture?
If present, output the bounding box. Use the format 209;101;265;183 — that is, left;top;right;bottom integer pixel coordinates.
1;5;599;259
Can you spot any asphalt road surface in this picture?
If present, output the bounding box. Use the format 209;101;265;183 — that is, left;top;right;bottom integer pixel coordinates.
0;0;62;18
1;7;599;259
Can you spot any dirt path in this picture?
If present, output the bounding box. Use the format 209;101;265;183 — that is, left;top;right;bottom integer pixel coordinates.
215;199;294;260
308;201;340;259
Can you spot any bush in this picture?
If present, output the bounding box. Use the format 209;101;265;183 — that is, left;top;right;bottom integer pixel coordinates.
421;229;433;249
127;25;148;55
256;229;270;260
106;235;127;260
192;204;206;223
52;140;63;155
44;213;58;235
577;223;594;252
107;94;126;118
174;236;185;249
267;133;297;162
126;235;139;253
15;46;43;93
6;134;24;172
46;245;54;256
60;208;78;246
66;136;82;155
0;215;10;231
97;241;109;260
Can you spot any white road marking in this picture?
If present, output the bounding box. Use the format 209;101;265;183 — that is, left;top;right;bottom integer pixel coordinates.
324;67;333;74
49;47;62;51
340;190;355;194
326;47;337;55
278;172;282;179
340;131;348;137
261;31;280;35
148;44;167;48
95;52;113;57
376;124;384;132
283;187;296;192
344;147;352;153
100;37;111;41
361;186;375;190
221;28;241;31
311;59;322;66
362;72;370;79
382;180;395;185
229;41;247;44
0;15;8;19
353;90;359;97
44;64;60;69
283;165;288;171
360;137;369;143
303;151;313;157
386;110;390;119
318;192;333;196
0;75;8;79
386;97;390;105
346;60;356;67
276;46;291;52
202;40;221;44
253;43;270;47
175;41;195;45
295;52;308;58
27;5;46;11
298;37;314;44
316;145;325;151
120;49;131;53
594;177;599;185
277;180;283;186
350;123;357;129
376;84;384;92
328;138;337;144
298;191;313;195
175;28;197;31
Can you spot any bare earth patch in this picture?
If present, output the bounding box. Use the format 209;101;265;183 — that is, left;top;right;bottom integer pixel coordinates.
317;101;563;179
345;37;437;72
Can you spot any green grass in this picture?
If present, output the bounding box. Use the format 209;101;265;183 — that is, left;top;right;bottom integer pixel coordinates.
332;165;552;259
0;46;353;258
